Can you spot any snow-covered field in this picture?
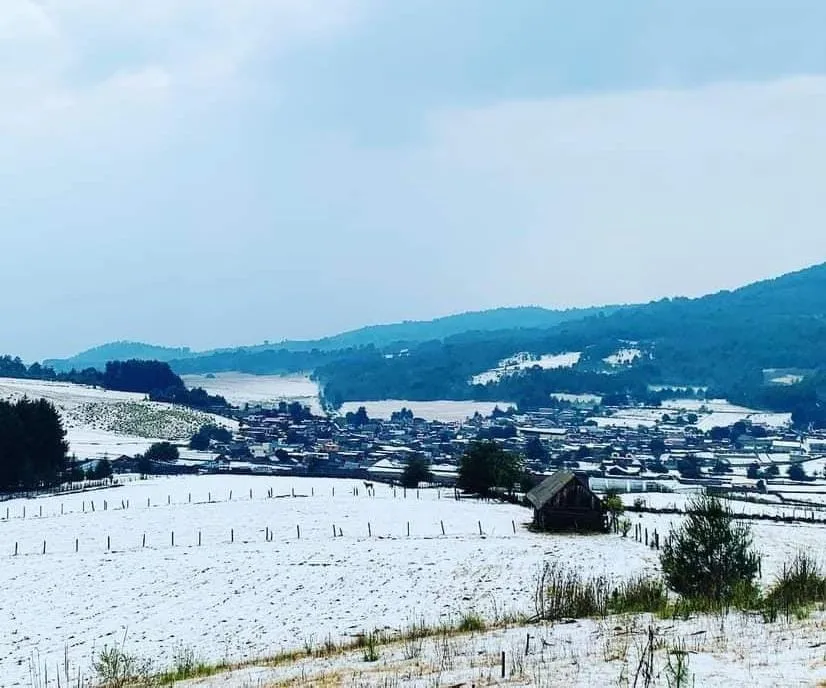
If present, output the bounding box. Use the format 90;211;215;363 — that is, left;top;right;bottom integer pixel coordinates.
338;400;515;422
549;392;602;405
0;377;235;460
184;611;826;687
181;373;324;415
470;352;581;386
0;475;657;686
603;347;641;366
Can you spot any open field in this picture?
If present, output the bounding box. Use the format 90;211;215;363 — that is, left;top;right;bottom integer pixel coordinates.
337;400;515;422
181;374;324;415
5;477;826;685
1;476;657;686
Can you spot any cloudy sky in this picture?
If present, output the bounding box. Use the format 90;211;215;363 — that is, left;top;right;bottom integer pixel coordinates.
3;1;826;360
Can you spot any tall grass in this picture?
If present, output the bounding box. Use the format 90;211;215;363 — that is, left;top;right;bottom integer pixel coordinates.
765;551;826;619
535;564;668;621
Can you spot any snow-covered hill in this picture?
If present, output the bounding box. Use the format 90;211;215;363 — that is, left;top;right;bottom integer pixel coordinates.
0;377;236;460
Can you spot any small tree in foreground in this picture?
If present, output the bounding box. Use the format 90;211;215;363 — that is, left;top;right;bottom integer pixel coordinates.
401;455;432;488
660;494;761;604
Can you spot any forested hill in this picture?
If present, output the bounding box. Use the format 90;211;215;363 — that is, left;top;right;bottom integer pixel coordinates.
44;305;624;373
44;341;195;373
313;262;826;419
30;261;826;421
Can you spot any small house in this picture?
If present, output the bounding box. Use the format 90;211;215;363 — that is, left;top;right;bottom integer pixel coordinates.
526;470;606;532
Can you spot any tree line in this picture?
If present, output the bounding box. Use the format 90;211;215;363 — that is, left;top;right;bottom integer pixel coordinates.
0;356;230;413
0;398;68;491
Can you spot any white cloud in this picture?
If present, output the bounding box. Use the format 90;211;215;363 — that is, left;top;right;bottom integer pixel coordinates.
0;0;362;140
392;76;826;305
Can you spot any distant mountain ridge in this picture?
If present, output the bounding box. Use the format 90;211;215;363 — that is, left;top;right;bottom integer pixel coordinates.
44;341;195;372
39;262;826;423
44;305;625;372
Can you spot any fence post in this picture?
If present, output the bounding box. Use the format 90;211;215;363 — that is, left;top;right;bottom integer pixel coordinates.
501;651;506;678
512;520;516;534
107;536;110;551
231;528;234;544
14;542;18;556
171;531;175;547
142;533;146;548
407;522;410;537
297;525;301;539
478;521;483;536
43;540;46;555
368;523;372;537
75;538;79;553
198;531;202;547
441;520;445;536
333;524;337;537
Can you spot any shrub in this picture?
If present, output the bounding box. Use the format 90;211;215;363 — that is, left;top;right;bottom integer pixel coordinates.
93;644;154;688
361;632;380;662
457;611;486;633
610;575;667;614
534;563;610;620
765;551;826;615
660;494;760;604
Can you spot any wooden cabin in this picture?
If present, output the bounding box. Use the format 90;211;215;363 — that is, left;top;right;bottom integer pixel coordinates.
526;470;606;532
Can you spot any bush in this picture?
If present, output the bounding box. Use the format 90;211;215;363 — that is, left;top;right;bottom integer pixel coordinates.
457;611;486;632
93;643;154;687
765;551;826;614
534;563;610;620
609;575;667;614
660;494;761;604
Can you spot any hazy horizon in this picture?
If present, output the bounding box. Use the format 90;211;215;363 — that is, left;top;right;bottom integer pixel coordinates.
31;258;821;362
4;1;826;360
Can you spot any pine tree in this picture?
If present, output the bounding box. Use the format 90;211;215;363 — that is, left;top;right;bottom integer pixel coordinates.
660;494;761;603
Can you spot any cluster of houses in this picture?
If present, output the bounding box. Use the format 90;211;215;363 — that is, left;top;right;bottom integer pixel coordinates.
119;400;826;497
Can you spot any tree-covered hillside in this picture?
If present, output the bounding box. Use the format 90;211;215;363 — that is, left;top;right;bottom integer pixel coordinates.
314;262;826;417
44;305;624;374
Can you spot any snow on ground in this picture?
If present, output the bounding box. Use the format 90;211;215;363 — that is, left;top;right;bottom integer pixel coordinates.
470;352;581;385
549;392;602;405
338;400;515;422
0;377;236;460
183;611;826;688
603;347;641;366
181;373;323;415
770;374;805;385
0;476;657;686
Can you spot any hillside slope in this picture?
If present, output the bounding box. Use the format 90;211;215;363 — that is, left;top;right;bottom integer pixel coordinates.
44;305;624;373
315;262;826;412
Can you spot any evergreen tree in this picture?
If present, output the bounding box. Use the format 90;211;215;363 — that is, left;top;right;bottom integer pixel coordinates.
661;494;761;603
458;441;523;497
401;455;433;488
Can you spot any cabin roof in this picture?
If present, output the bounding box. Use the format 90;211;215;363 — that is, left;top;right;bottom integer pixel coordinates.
526;470;579;509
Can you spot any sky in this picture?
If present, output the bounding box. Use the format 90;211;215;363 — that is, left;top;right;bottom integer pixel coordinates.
3;1;826;361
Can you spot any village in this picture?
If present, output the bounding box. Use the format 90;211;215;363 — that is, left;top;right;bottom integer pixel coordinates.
107;396;826;506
